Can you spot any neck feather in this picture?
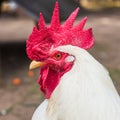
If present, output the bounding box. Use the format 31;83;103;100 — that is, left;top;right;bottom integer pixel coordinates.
46;46;120;120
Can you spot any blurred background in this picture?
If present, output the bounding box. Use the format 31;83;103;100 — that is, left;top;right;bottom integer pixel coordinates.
0;0;120;119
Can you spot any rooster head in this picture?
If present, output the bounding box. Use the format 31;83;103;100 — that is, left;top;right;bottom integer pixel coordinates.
26;2;94;99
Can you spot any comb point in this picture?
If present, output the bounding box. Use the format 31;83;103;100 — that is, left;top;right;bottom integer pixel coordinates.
50;2;60;30
63;7;80;29
38;13;46;30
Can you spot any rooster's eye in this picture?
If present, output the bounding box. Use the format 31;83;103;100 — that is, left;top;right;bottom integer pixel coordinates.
53;52;62;60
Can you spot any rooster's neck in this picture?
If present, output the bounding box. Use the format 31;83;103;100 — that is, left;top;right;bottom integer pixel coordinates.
45;46;120;120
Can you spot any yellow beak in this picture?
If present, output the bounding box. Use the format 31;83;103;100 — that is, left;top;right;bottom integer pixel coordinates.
29;60;45;70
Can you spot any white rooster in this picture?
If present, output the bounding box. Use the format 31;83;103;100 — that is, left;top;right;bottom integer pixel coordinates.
26;2;120;120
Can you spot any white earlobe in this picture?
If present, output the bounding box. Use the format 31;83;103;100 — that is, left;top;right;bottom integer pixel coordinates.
65;56;75;62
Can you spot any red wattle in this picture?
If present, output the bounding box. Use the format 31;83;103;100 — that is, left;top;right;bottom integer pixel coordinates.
38;67;61;99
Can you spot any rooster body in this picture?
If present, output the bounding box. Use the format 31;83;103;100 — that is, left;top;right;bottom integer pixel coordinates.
26;2;120;120
32;45;120;120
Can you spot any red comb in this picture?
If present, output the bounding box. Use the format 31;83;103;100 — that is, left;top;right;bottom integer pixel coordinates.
26;2;94;61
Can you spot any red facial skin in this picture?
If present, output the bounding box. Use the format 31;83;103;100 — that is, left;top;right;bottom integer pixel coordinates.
38;51;74;99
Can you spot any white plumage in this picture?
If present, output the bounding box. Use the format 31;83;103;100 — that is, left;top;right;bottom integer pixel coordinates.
32;45;120;120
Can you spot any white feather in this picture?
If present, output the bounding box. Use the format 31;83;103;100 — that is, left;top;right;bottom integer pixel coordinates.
32;45;120;120
32;100;48;120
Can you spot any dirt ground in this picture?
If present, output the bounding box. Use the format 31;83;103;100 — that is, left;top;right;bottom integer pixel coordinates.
0;8;120;120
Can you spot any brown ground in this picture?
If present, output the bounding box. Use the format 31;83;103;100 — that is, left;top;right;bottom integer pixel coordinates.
0;9;120;120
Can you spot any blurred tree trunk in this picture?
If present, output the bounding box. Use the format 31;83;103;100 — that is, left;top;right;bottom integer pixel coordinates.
13;0;79;22
0;48;2;86
0;0;4;15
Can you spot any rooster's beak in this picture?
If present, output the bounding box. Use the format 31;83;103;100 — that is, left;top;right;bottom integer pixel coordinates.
29;60;45;70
